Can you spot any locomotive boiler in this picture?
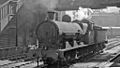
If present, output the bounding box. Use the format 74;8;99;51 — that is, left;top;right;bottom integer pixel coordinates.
36;12;108;65
36;20;88;48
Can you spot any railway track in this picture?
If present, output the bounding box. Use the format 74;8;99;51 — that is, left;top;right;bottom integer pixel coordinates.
0;59;44;68
105;41;120;50
0;53;43;68
0;58;35;68
70;39;120;68
0;38;120;68
1;61;33;68
105;38;120;50
37;38;120;68
40;38;120;68
90;49;120;67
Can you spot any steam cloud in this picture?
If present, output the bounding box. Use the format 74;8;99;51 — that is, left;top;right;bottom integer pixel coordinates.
24;0;58;12
17;0;58;45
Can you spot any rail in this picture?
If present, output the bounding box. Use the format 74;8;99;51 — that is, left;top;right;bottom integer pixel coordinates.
0;0;23;31
70;41;120;68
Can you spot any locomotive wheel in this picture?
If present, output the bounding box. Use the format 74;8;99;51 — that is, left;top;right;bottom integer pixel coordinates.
43;57;55;65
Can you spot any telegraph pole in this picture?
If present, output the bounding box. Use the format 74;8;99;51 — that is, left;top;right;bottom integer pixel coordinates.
13;1;18;48
10;1;18;48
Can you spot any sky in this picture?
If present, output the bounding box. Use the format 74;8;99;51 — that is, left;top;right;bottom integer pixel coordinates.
65;6;120;21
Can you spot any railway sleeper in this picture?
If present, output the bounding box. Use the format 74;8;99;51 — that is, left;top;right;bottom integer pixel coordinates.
8;54;27;61
0;47;26;60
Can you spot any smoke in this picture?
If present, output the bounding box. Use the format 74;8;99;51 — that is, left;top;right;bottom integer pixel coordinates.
17;0;58;46
24;0;58;12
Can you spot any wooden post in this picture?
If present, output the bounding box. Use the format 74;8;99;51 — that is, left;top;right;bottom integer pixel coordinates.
0;9;1;32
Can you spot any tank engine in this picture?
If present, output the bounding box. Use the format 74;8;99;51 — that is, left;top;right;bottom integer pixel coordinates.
36;11;108;65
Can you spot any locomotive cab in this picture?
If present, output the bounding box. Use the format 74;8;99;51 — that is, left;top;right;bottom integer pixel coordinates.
47;11;58;21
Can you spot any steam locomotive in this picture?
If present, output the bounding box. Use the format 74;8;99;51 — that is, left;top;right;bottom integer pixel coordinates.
35;11;108;65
